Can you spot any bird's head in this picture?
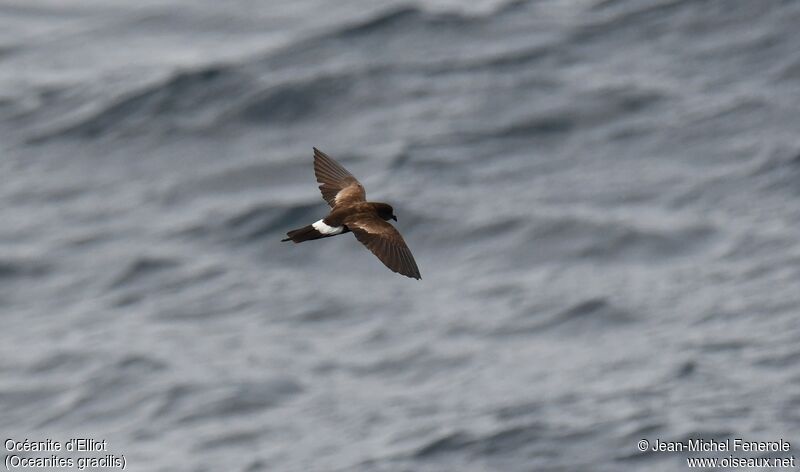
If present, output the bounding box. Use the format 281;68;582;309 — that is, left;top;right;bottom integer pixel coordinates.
375;203;397;222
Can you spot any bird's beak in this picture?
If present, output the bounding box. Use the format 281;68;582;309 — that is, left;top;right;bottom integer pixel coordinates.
392;215;397;221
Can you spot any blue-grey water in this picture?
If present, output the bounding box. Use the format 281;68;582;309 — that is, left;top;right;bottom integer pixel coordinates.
2;1;800;470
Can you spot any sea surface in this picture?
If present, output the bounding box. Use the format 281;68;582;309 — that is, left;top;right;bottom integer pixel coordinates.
2;0;800;470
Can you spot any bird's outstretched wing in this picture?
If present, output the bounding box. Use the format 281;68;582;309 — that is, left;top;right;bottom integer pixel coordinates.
313;147;366;208
345;214;421;280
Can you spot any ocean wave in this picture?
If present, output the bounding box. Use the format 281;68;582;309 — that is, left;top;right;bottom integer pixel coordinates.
329;2;524;40
413;431;473;458
224;201;319;242
31;64;252;141
345;346;470;381
37;354;169;428
232;73;357;125
521;213;717;263
0;386;63;428
414;422;552;459
25;2;550;142
544;298;636;330
494;297;635;336
171;378;303;425
110;255;180;288
0;255;49;279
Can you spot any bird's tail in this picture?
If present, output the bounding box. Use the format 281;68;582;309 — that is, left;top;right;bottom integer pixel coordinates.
281;225;328;243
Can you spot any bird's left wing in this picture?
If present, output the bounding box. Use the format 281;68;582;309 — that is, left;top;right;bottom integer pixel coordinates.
313;147;366;208
345;214;421;280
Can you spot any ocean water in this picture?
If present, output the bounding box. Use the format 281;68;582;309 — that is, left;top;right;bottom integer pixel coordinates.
2;0;800;470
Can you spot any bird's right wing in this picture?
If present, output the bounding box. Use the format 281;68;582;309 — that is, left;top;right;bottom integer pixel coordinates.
313;147;366;208
345;214;421;280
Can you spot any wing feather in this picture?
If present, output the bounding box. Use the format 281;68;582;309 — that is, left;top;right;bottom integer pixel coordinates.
345;215;421;280
313;147;366;207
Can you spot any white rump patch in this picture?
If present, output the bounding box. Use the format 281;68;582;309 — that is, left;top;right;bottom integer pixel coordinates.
312;219;344;235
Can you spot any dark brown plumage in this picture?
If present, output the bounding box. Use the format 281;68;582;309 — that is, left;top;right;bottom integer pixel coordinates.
282;148;421;280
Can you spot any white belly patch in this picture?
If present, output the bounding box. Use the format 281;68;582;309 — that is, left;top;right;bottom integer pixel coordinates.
312;219;344;235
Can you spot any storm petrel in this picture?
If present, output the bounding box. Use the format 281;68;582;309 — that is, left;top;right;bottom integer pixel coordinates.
282;148;421;280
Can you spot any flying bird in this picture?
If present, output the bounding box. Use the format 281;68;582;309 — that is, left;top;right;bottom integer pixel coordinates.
282;148;421;280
